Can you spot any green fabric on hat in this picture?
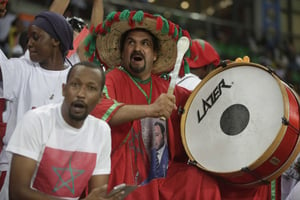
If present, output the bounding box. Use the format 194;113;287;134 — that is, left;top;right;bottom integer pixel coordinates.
106;11;117;21
83;27;100;65
106;26;111;33
161;17;169;34
173;27;178;39
184;59;190;74
84;31;96;57
198;39;205;49
119;10;130;21
132;10;144;23
178;27;183;38
89;38;96;54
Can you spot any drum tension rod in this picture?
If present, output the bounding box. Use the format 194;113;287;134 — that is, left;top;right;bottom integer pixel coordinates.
241;167;270;185
218;60;229;68
187;159;198;166
266;66;275;74
178;106;185;115
266;66;284;80
287;82;296;90
282;117;300;135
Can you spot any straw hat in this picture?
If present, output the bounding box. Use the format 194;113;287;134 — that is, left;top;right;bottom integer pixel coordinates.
85;10;191;75
186;39;220;68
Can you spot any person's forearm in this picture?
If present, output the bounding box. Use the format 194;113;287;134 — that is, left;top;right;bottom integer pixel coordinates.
109;104;150;126
49;0;70;15
10;188;62;200
108;94;176;126
77;0;103;62
90;0;103;28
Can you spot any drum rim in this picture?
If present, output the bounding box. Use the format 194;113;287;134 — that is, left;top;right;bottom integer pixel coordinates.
180;62;296;176
230;84;300;187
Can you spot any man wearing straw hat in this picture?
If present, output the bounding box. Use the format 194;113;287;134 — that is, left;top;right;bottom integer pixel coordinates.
86;9;221;199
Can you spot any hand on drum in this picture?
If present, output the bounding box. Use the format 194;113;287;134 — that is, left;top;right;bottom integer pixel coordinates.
148;93;177;119
234;55;250;63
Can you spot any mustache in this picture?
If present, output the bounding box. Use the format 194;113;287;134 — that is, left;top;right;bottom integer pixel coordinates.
71;100;87;108
130;51;144;59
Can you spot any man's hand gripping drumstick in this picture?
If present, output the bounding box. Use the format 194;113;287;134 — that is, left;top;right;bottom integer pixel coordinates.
160;36;190;120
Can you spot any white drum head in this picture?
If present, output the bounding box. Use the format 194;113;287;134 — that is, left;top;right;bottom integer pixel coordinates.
182;64;285;173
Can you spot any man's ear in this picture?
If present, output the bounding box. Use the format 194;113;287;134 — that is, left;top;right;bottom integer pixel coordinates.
153;52;157;62
98;92;105;103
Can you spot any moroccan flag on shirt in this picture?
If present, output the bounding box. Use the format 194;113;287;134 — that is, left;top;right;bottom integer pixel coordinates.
33;147;96;198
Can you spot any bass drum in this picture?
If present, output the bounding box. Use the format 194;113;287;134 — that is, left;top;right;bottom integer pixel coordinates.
181;62;300;187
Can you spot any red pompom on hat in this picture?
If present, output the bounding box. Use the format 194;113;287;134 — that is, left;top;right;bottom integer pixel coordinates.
186;39;220;68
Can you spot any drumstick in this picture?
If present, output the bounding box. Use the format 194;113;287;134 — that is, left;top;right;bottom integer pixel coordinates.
161;36;190;120
168;36;190;95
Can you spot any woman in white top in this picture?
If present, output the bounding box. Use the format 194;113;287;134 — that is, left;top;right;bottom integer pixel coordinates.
0;10;73;187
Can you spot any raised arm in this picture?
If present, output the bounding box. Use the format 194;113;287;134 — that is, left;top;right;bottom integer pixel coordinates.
90;0;104;28
49;0;70;15
109;93;177;126
77;0;104;61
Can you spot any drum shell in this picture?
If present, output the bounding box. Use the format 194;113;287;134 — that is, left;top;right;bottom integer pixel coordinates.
181;62;300;186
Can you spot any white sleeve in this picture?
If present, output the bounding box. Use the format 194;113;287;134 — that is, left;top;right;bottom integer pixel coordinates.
6;110;44;161
286;181;300;200
93;122;111;175
0;58;28;100
0;49;7;61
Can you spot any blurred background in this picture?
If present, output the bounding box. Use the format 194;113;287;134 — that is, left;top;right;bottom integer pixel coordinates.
1;0;300;92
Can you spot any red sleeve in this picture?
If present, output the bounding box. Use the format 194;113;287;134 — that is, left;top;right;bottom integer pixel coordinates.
90;88;124;122
90;71;126;122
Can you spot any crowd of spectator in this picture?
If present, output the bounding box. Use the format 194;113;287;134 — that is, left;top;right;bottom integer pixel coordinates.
1;2;300;94
212;28;300;94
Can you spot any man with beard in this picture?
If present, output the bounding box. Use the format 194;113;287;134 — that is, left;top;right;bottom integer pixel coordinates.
86;10;221;200
5;61;123;199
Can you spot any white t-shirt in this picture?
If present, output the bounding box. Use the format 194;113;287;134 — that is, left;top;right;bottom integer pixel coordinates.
0;49;7;61
281;153;300;199
0;57;70;171
286;181;300;200
0;49;7;96
67;52;81;66
5;103;111;199
176;73;201;91
23;50;80;67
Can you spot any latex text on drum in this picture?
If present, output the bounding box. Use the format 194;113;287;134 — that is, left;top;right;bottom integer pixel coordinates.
197;78;232;123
